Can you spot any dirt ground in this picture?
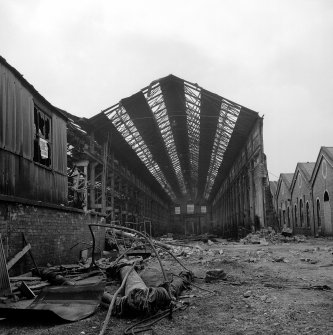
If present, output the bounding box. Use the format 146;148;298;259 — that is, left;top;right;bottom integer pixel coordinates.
1;237;333;335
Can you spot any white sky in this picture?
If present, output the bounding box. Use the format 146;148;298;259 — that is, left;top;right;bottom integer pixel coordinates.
1;0;332;180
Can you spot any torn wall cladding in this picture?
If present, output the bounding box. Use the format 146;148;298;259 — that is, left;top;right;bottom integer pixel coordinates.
0;56;68;204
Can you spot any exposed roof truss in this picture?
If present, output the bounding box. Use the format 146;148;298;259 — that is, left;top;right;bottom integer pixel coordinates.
98;75;259;204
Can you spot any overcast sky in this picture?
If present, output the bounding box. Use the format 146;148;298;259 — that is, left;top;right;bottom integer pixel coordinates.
1;0;332;180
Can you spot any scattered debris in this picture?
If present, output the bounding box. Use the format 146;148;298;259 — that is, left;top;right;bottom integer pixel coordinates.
240;229;307;245
243;290;252;298
6;244;31;270
205;269;227;283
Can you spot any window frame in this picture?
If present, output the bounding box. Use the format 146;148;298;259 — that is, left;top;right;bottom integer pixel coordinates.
186;203;194;214
33;104;52;168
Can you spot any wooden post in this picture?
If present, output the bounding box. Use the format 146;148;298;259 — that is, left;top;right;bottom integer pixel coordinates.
101;139;108;214
110;150;115;221
89;162;98;209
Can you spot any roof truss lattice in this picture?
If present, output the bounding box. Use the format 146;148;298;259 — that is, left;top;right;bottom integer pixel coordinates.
97;75;260;204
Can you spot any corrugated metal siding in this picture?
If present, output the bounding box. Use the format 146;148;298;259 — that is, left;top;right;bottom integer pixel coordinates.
0;63;67;204
0;63;34;158
0;149;67;204
52;114;67;175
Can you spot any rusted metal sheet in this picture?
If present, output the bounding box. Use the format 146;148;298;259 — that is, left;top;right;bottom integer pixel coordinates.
0;279;106;322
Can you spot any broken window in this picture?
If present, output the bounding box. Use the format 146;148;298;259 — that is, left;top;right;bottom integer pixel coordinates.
33;104;52;167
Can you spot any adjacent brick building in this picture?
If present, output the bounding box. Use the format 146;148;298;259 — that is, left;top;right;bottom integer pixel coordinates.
276;173;294;230
290;162;315;235
311;147;333;236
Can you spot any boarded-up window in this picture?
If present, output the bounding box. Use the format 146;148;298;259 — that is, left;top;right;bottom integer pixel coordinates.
33;105;51;167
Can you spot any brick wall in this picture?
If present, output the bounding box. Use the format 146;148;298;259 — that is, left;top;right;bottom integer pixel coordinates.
312;158;333;236
276;180;292;230
0;201;106;274
291;171;313;236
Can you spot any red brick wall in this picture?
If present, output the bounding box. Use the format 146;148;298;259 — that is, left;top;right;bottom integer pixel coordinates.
312;157;333;236
291;171;313;236
0;201;105;274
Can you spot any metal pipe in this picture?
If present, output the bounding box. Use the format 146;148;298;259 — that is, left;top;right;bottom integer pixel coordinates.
88;224;171;297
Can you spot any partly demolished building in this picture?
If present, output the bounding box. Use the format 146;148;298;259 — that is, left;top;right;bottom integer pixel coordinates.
0;57;270;271
0;56;105;270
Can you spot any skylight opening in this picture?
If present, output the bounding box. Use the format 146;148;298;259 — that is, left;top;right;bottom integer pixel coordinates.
203;100;241;199
107;104;176;200
144;83;187;195
184;82;201;194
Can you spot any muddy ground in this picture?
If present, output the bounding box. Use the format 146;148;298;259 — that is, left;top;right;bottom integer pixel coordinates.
1;237;333;335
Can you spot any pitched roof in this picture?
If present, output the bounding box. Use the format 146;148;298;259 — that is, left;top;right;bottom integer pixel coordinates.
281;173;294;188
0;55;67;120
310;146;333;185
298;162;315;181
322;147;333;164
269;181;278;196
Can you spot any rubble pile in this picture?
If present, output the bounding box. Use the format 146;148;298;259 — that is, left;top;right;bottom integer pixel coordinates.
1;224;226;334
240;228;307;245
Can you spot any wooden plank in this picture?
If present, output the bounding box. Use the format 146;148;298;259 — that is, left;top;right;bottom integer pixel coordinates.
0;234;11;295
10;276;41;282
6;243;31;270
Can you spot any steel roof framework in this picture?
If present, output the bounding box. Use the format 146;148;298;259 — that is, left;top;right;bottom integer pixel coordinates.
100;75;259;204
105;104;177;200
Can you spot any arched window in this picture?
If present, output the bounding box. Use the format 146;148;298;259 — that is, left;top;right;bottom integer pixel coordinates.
287;206;291;227
299;199;304;227
306;201;310;228
283;210;286;226
317;199;321;227
324;191;329;202
294;204;298;227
